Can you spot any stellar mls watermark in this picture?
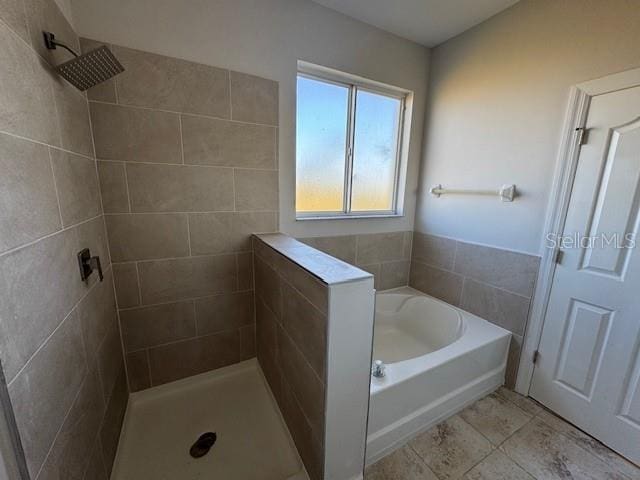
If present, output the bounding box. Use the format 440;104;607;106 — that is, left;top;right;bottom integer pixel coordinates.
545;232;636;249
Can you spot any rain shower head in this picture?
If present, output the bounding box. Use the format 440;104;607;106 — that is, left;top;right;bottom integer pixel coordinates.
43;31;124;91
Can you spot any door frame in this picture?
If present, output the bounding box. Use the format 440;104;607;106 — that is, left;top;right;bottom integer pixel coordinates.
516;67;640;395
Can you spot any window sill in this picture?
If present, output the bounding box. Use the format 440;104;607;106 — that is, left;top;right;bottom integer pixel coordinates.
295;214;404;221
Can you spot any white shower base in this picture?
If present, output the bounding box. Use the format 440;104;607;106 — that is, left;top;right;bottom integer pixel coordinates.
111;359;308;480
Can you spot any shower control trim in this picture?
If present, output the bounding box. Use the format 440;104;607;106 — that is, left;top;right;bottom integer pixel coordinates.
77;248;103;282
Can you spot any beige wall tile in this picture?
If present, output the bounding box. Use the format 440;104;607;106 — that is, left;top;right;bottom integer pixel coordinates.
125;350;151;392
106;213;189;262
281;282;326;380
52;81;94;157
37;368;105;480
460;278;531;335
126;163;235;212
95;320;125;401
114;46;230;118
278;330;325;447
23;0;78;66
189;211;276;255
379;260;410;290
409;261;464;306
299;235;357;264
359;263;381;289
505;334;523;390
356;232;409;265
0;134;60;253
0;22;59;145
234;168;278;211
83;434;108;480
75;215;111;270
148;330;240;385
255;297;280;399
97;161;129;213
280;379;323;480
254;255;282;318
90;102;181;163
230;71;278;125
80;38;117;102
0;228;83;380
0;0;29;41
120;301;195;351
195;291;254;336
277;256;328;315
51;149;101;226
454;242;540;297
8;310;87;478
138;254;237;304
76;268;118;362
99;368;127;476
112;263;140;308
182;115;276;168
412;232;457;270
240;324;256;360
237;251;254;290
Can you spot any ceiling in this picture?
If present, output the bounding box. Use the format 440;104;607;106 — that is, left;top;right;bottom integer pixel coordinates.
311;0;519;46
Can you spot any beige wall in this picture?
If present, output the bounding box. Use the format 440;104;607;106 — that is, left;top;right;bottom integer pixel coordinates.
71;0;429;239
0;0;127;477
89;40;279;390
416;0;640;254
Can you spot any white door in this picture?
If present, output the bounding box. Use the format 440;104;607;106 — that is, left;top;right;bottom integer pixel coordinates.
531;85;640;464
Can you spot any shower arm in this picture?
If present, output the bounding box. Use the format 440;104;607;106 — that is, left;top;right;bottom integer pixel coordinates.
43;31;79;57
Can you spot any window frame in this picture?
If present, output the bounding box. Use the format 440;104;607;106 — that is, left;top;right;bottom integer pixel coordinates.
295;63;410;220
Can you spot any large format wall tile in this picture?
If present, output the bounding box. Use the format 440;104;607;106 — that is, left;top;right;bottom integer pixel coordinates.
99;368;128;476
112;263;140;308
412;232;456;270
52;81;94;157
299;235;357;264
106;213;189;261
120;301;196;352
409;261;464;306
0;0;29;41
90;103;182;163
138;254;238;304
8;310;87;478
0;133;60;253
182;115;276;168
188;211;277;255
125;351;151;392
50;149;101;226
195;291;254;336
234;168;278;211
97;161;129;213
114;46;230;118
230;71;278;125
453;242;539;297
0;22;59;146
356;231;411;265
148;330;240;385
23;0;79;66
126;163;235;212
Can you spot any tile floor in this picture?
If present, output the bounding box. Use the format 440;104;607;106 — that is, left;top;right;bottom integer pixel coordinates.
365;387;640;480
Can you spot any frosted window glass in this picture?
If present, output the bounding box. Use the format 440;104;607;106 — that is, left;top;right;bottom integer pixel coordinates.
296;76;349;212
351;90;401;211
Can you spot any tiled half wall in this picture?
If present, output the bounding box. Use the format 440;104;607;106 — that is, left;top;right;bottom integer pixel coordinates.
253;234;375;480
0;2;126;479
410;232;541;387
87;39;280;390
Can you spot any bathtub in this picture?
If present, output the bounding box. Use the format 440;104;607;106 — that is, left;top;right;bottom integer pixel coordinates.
366;287;511;464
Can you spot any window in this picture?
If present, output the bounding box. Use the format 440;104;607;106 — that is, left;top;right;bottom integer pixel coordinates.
296;65;409;218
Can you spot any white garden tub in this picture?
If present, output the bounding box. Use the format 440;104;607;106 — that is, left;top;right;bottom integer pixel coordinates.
366;287;511;464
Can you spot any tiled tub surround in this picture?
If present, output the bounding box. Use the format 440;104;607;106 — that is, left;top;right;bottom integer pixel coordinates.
88;39;279;390
410;232;541;387
254;234;375;480
0;2;126;479
299;231;413;290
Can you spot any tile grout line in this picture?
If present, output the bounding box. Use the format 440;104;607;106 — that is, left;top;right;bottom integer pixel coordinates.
135;262;143;305
118;288;254;313
122;163;133;213
145;348;153;388
47;147;65;229
178;114;185;165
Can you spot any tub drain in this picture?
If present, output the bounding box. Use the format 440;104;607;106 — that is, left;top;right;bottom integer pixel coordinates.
189;432;217;458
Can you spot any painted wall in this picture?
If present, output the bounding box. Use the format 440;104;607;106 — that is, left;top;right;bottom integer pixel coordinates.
416;0;640;254
71;0;429;238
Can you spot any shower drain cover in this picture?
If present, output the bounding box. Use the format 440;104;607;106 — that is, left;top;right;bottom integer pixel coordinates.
189;432;217;458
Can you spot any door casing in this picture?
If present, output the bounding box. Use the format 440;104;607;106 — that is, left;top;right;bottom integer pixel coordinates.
516;67;640;395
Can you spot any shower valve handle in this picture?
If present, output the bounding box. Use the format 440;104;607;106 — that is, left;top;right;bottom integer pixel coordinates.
78;248;103;282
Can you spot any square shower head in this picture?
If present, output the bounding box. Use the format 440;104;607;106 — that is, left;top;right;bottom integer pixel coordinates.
55;45;125;91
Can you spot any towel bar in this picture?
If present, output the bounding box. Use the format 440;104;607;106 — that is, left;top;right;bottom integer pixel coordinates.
430;184;516;202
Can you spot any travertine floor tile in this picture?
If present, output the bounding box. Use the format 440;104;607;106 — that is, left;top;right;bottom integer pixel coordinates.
365;445;438;480
501;418;625;480
409;415;493;480
464;450;534;480
459;392;532;445
495;386;543;416
537;409;640;480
